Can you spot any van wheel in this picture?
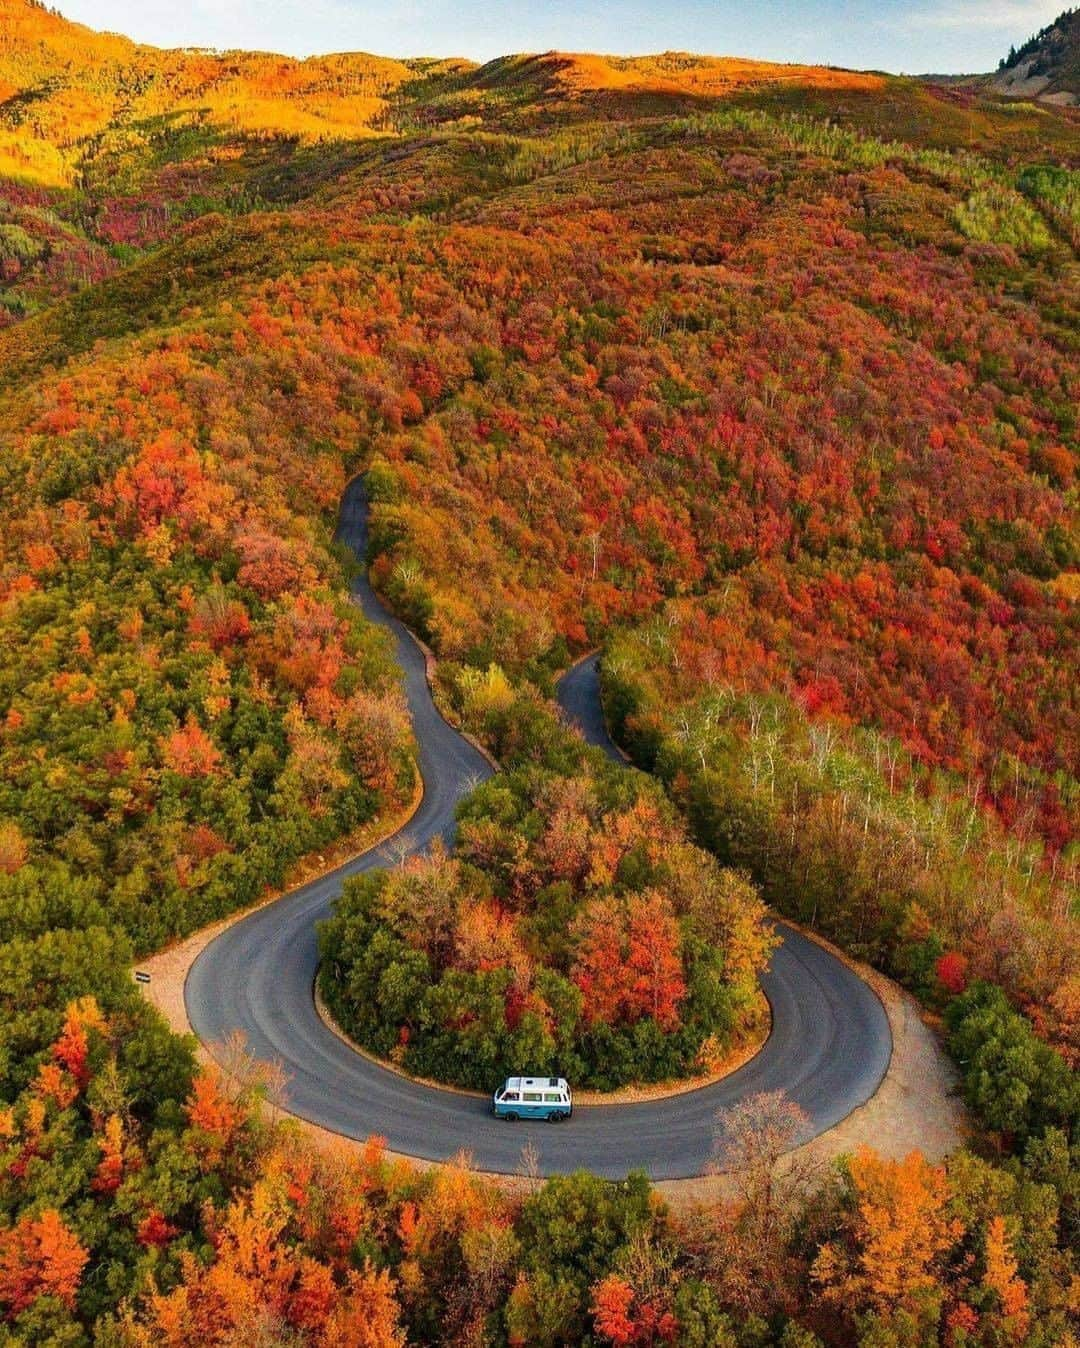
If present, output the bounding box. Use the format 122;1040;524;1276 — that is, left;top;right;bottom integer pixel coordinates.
547;1112;562;1124
504;1112;518;1122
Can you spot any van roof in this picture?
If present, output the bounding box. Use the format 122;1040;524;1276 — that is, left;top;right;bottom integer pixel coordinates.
503;1076;569;1092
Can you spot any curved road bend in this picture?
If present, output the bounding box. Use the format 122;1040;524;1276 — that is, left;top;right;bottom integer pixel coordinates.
186;480;891;1180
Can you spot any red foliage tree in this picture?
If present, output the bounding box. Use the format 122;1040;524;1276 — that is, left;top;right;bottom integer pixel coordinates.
161;715;222;778
936;951;969;997
591;1274;678;1346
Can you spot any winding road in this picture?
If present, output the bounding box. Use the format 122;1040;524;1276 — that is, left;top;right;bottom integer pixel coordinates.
185;478;891;1180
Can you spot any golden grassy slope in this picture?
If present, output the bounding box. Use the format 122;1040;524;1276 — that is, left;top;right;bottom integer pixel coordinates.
0;0;891;186
0;0;450;183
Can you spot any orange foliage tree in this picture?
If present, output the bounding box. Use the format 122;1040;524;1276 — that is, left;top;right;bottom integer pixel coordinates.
812;1148;962;1331
126;1176;404;1348
0;1209;89;1319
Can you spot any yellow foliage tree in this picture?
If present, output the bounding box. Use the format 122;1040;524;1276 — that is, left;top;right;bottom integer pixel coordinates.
812;1148;962;1321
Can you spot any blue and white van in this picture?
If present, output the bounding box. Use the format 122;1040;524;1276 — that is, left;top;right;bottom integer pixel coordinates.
492;1076;572;1122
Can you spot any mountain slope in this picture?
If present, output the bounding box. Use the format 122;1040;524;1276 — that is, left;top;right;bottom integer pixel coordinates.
0;0;890;189
0;0;464;184
0;5;1076;1344
992;6;1079;105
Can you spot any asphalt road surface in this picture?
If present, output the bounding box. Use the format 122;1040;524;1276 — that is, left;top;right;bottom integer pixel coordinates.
186;478;892;1179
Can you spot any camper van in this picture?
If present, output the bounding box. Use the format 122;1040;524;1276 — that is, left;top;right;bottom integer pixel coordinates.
492;1076;572;1122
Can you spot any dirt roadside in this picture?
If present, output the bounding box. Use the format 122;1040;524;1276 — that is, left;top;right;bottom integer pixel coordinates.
653;922;968;1204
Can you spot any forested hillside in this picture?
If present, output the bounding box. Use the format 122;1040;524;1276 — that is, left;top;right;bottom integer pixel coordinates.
0;0;1077;1342
993;7;1080;104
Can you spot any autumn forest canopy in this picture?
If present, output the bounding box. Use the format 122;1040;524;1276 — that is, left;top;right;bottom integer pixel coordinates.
0;0;1077;1343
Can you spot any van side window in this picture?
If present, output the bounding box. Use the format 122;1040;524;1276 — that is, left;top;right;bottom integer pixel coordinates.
543;1093;560;1103
502;1092;519;1102
523;1092;542;1102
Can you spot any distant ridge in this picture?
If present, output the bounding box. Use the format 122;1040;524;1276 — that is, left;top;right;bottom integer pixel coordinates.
465;50;882;98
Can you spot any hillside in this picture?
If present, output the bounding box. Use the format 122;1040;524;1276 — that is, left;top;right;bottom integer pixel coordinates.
3;0;1075;193
0;0;887;190
0;0;468;185
0;2;1077;1345
992;6;1080;104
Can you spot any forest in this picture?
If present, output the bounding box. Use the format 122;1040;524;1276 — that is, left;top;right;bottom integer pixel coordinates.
0;0;1077;1341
